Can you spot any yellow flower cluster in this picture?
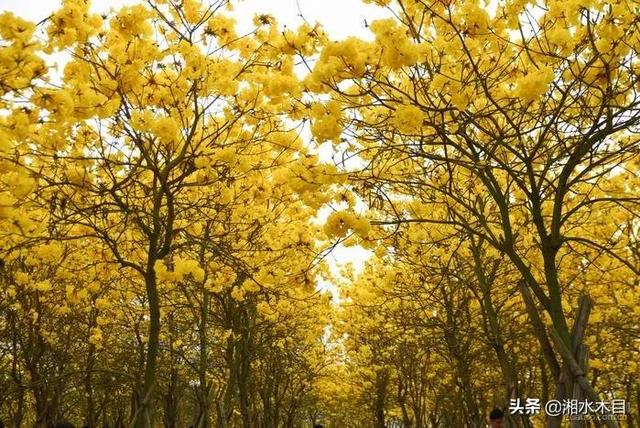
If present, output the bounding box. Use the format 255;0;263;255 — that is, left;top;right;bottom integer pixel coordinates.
323;211;371;239
132;112;182;148
206;14;237;45
110;4;152;39
514;66;555;102
155;259;205;283
306;37;373;89
0;13;45;98
391;104;425;134
46;0;102;51
310;101;343;143
370;19;425;69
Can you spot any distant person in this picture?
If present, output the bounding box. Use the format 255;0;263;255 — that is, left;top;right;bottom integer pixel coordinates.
489;407;504;428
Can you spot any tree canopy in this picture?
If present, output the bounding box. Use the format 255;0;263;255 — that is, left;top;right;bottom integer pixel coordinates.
0;0;638;427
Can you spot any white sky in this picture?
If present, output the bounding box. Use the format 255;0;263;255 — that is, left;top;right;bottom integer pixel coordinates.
0;0;377;292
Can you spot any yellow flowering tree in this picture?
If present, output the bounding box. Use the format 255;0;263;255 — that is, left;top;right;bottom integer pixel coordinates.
307;0;640;426
1;0;333;426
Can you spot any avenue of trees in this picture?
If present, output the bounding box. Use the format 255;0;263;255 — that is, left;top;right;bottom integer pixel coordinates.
0;0;638;427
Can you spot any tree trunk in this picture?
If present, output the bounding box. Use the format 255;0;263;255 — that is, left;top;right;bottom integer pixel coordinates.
131;265;161;428
374;369;389;428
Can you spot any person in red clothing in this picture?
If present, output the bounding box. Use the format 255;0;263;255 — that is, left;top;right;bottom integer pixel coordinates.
489;407;504;427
